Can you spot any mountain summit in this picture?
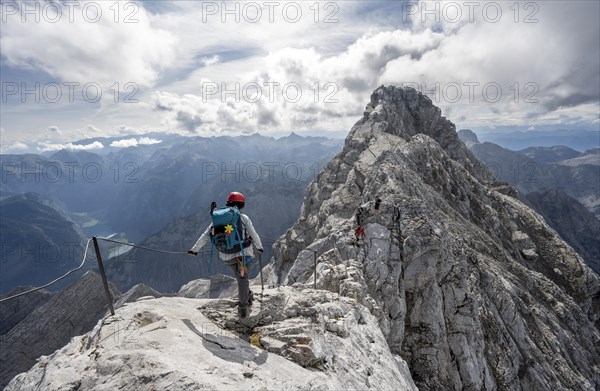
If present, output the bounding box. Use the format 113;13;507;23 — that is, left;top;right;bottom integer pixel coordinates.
266;85;600;389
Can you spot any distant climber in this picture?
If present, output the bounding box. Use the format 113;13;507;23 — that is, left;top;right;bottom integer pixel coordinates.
188;191;263;319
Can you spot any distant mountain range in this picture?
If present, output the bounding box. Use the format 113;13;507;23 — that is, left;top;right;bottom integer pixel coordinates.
1;133;344;293
1;133;344;240
104;133;343;240
0;193;88;293
458;129;600;274
472;127;599;151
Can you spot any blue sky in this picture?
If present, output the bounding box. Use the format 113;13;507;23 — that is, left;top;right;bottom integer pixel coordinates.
1;0;599;152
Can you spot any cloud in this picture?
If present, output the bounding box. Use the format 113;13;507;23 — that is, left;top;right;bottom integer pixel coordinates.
1;0;177;87
154;91;206;132
0;141;29;153
148;1;598;134
217;3;597;130
379;1;600;123
37;141;104;152
110;137;162;148
149;27;446;134
201;55;221;67
153;89;289;134
2;1;598;141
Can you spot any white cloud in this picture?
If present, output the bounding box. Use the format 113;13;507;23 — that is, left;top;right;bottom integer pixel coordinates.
2;1;598;141
147;1;598;134
1;0;177;87
37;141;104;152
379;1;600;121
0;141;29;153
149;28;446;134
201;55;221;67
11;141;29;151
110;137;162;148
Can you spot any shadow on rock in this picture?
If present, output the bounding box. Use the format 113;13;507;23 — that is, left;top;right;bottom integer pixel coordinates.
181;318;267;365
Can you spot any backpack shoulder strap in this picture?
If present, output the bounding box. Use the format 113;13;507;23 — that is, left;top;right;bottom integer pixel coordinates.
237;213;252;241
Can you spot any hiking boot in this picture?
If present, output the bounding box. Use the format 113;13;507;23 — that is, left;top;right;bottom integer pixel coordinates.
238;306;249;319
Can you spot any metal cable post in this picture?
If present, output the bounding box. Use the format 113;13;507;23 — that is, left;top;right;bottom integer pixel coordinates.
92;237;115;316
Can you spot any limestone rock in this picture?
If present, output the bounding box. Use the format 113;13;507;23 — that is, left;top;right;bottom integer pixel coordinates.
6;290;417;391
511;230;538;260
457;129;480;148
268;86;600;390
178;274;237;299
177;278;211;298
525;189;600;274
115;283;163;308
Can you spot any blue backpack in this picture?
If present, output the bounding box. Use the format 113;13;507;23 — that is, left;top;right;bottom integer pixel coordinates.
210;204;252;254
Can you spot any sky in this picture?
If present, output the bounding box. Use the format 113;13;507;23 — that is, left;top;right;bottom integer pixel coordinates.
1;0;599;153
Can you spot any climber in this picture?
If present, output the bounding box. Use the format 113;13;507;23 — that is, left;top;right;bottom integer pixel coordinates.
187;191;264;319
354;197;382;246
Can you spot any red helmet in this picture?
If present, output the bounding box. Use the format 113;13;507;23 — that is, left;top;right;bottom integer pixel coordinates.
227;191;246;204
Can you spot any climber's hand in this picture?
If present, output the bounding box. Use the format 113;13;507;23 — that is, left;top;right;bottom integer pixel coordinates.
187;250;198;256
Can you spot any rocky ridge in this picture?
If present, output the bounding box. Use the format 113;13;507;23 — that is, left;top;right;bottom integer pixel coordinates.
266;85;600;390
6;288;417;390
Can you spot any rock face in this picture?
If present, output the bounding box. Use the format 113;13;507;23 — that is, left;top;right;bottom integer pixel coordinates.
526;189;600;274
0;286;53;336
5;289;417;391
456;129;479;148
178;274;238;299
0;271;121;389
114;283;163;308
266;86;600;390
559;148;600;167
